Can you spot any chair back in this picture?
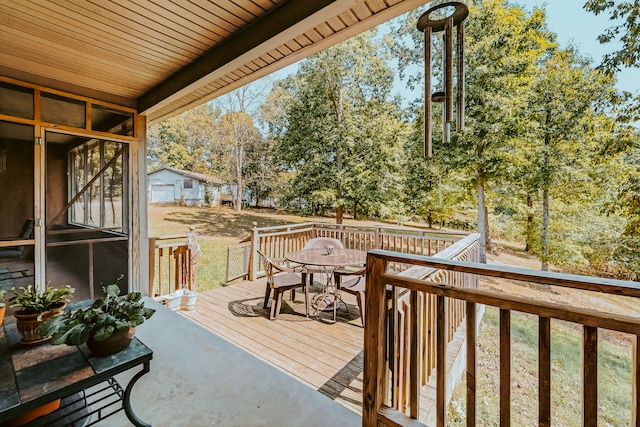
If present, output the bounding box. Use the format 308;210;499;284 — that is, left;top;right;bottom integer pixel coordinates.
257;250;275;285
303;237;344;250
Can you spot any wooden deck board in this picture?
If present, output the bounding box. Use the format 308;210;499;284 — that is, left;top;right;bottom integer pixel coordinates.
180;278;470;419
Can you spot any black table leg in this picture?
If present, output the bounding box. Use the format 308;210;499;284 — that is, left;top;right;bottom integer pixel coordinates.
123;361;151;427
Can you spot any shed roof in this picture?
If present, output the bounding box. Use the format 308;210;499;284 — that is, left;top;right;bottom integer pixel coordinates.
149;167;224;185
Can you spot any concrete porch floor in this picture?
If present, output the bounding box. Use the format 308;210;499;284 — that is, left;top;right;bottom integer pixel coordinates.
96;297;361;426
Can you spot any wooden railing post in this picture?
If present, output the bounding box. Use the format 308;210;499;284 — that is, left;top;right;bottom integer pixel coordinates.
634;336;639;427
250;222;258;281
363;254;388;427
148;237;156;297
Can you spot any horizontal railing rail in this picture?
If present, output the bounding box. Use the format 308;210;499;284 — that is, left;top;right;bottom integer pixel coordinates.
363;249;640;427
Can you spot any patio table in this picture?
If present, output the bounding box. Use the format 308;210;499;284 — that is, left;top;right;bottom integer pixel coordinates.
0;316;152;426
285;248;366;321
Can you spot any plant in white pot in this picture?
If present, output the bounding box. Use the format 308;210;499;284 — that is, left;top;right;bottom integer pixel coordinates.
40;276;155;356
7;284;74;345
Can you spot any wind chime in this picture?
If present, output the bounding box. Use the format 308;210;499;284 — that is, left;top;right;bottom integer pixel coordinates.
417;0;469;157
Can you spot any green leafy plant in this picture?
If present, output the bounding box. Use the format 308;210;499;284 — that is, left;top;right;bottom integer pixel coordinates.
40;277;155;345
8;284;74;315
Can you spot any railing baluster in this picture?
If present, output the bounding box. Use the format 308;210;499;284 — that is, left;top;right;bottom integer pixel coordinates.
466;301;476;427
634;335;640;427
436;294;446;427
500;308;511;427
158;247;164;296
410;290;420;418
539;317;551;427
583;326;598;427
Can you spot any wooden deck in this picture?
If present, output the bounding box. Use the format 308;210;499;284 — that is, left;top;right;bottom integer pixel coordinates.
180;277;467;420
181;278;366;413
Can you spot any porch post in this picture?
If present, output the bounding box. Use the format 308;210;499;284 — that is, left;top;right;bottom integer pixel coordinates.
250;223;259;281
131;114;149;294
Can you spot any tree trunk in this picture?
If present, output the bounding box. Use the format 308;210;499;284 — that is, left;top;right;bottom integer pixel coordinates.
525;193;533;252
541;185;549;271
477;168;487;263
484;203;492;253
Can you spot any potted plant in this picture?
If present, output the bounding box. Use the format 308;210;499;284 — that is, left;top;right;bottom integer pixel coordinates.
40;276;155;356
8;284;74;345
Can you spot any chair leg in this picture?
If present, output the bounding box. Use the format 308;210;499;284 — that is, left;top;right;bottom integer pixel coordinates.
356;292;365;327
304;284;309;318
270;290;283;320
263;286;272;309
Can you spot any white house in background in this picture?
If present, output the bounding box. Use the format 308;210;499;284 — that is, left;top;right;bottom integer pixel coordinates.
148;167;225;206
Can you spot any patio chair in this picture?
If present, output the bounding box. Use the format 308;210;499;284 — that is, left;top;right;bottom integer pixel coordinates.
303;237;344;287
335;267;366;326
257;250;308;320
0;219;34;259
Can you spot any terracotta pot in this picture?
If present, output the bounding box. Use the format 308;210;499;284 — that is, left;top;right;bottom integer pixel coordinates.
5;398;60;426
14;302;66;346
87;327;136;356
0;304;5;327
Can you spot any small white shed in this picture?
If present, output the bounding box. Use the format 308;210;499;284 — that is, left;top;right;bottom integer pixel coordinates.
148;167;217;206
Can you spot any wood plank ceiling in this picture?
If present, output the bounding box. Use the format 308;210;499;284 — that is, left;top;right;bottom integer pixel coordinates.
0;0;429;125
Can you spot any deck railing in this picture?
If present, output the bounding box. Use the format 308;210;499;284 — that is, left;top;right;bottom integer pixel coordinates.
363;248;640;427
247;222;466;281
389;234;480;419
148;231;198;297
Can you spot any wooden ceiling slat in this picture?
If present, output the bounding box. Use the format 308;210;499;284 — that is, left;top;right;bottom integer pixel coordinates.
294;35;313;48
284;39;302;52
352;2;374;20
268;49;285;61
327;16;347;32
229;0;266;17
365;0;388;13
186;0;250;28
210;0;258;22
259;54;277;65
247;0;278;11
28;9;185;70
276;45;293;57
252;57;269;68
21;1;191;66
245;61;261;72
146;0;234;40
0;50;141;98
339;9;360;27
1;26;161;82
105;0;217;50
315;22;336;38
304;29;324;44
237;65;256;78
47;0;202;58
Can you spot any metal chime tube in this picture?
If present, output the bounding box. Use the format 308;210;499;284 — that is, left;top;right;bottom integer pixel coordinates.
424;27;432;157
457;21;465;131
444;16;453;127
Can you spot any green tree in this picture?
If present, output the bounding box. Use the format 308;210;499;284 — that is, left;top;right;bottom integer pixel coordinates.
268;30;405;221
